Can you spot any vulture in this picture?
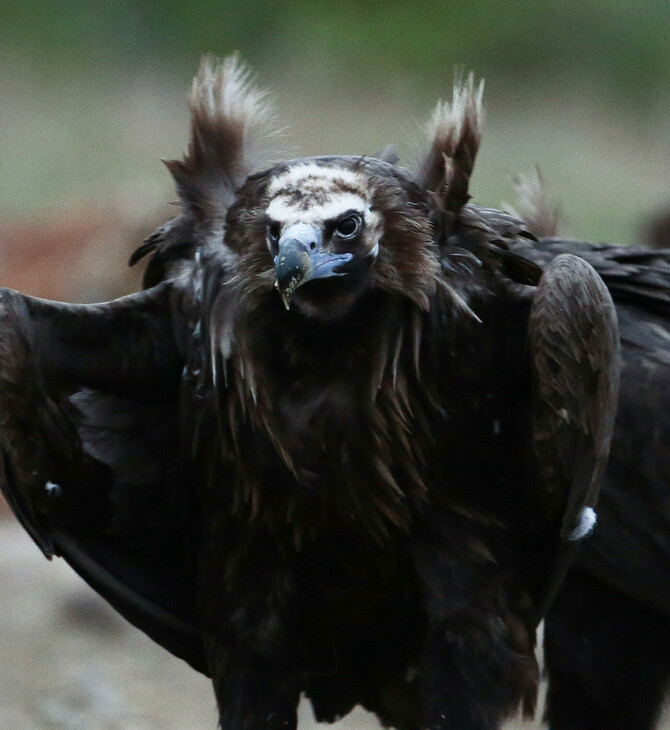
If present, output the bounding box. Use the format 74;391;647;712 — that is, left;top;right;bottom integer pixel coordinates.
0;57;626;730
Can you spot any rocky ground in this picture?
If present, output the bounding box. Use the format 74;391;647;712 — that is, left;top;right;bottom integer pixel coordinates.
0;519;665;730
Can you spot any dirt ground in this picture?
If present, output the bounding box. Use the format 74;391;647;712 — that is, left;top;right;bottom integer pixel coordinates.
0;519;665;730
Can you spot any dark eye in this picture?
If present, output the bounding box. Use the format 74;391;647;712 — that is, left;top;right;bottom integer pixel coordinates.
267;221;281;247
334;214;362;239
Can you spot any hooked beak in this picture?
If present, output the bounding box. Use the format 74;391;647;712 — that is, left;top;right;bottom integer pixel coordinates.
273;223;353;309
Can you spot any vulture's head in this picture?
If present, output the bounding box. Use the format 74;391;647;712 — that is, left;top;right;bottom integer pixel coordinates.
226;157;442;319
163;56;484;321
243;161;386;315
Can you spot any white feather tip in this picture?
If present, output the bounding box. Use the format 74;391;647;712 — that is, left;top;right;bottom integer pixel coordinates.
567;506;597;541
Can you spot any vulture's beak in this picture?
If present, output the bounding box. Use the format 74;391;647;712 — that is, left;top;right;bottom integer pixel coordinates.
274;223;353;309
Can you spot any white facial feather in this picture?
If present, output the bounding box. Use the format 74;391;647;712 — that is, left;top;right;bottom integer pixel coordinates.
265;165;383;242
267;193;370;226
266;163;368;197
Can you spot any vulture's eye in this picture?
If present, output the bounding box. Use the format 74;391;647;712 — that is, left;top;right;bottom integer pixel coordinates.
334;214;362;239
267;221;281;249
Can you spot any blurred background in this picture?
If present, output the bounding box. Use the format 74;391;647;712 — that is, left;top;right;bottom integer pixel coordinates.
1;1;670;727
3;0;670;302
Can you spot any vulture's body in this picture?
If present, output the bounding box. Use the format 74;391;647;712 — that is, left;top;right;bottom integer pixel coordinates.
0;57;663;730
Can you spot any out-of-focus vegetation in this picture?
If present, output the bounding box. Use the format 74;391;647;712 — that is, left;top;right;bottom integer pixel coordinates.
2;1;670;245
4;1;670;101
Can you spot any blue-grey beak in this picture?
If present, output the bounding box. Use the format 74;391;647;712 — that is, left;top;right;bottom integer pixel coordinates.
274;223;353;309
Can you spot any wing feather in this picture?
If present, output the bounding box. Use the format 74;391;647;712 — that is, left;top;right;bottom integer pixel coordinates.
0;285;206;672
518;239;670;615
527;253;620;619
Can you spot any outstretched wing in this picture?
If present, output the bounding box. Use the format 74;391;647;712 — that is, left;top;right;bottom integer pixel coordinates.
0;55;280;676
526;253;620;620
0;284;208;674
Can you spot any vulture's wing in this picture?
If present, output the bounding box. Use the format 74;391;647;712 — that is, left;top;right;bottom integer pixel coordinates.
577;302;670;615
0;285;208;674
527;254;620;621
529;240;670;314
0;55;277;675
530;240;670;616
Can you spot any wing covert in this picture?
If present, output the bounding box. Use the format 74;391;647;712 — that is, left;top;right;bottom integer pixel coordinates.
527;253;620;619
0;284;207;673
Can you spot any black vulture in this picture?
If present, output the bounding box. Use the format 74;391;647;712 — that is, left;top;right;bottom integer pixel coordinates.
0;57;623;729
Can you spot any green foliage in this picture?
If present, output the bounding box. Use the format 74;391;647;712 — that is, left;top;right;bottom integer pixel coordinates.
2;1;669;245
3;0;670;101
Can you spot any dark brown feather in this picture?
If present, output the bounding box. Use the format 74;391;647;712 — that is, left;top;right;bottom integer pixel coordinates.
164;55;280;222
527;253;620;618
417;74;484;222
